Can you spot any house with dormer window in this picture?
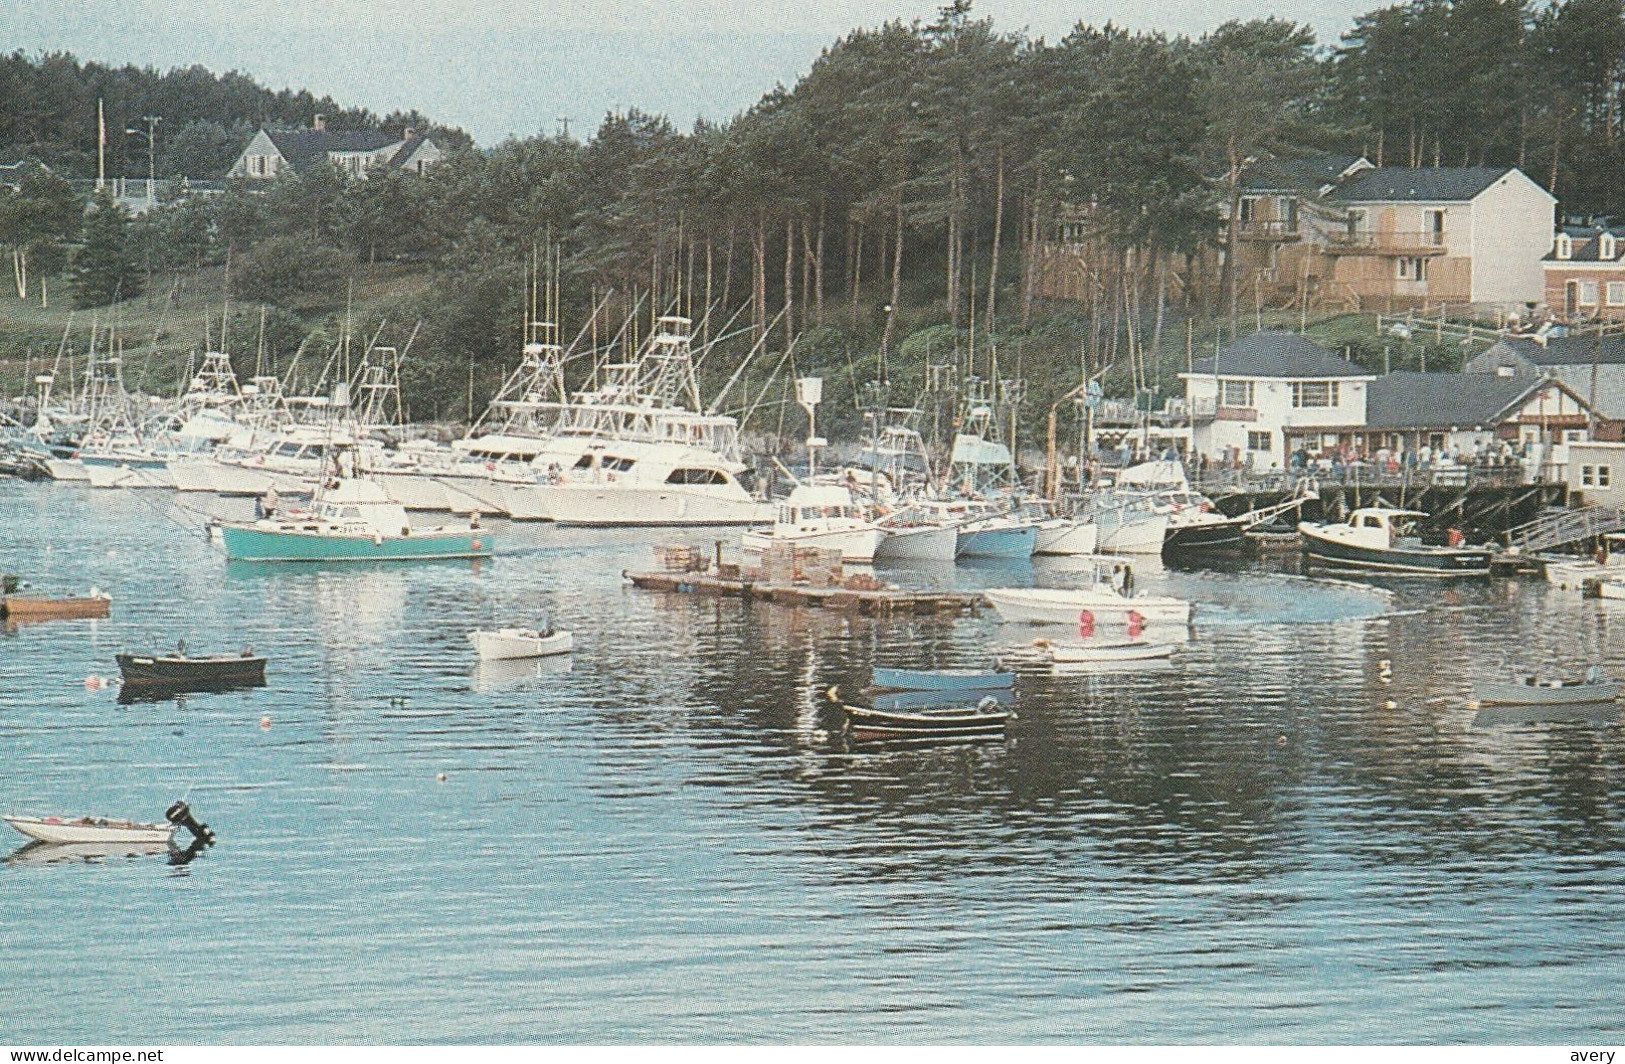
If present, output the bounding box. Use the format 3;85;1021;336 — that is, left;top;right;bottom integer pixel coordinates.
1542;221;1625;319
228;115;442;181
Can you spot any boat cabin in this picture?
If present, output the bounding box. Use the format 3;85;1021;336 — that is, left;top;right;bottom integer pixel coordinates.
776;485;871;531
266;478;414;537
1339;507;1428;549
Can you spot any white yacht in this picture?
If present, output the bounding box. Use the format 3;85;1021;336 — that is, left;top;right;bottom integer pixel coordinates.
504;316;773;526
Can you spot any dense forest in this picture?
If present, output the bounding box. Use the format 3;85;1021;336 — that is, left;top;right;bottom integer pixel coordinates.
4;0;1625;431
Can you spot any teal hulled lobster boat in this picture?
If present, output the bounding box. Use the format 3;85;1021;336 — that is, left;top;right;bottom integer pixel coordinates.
218;476;492;562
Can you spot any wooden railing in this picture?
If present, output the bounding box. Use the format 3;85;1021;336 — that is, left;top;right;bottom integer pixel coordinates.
1237;219;1300;240
1325;230;1448;255
1506;505;1625;552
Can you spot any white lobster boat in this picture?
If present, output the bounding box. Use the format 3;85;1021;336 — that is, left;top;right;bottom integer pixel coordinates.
742;484;884;563
1032;517;1099;557
874;519;959;562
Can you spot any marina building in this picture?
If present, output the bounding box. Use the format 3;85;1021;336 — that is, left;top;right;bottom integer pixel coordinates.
1181;331;1595;477
1181;331;1374;467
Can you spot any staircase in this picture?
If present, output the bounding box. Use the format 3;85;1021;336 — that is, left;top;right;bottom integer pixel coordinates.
1507;506;1625;553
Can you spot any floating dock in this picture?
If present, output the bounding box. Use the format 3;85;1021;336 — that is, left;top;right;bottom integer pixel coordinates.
624;570;980;616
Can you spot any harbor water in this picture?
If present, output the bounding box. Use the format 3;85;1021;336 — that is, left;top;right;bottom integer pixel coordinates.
3;481;1623;1044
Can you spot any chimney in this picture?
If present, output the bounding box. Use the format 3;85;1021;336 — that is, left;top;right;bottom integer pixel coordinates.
313;114;326;132
403;127;416;141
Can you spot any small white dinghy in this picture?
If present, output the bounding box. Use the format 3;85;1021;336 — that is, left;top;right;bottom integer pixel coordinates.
998;637;1175;669
468;626;574;661
4;814;176;845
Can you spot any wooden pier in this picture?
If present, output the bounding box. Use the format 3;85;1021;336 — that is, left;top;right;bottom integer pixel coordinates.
624;570;980;617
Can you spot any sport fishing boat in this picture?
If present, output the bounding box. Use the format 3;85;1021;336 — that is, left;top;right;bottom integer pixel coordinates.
485;316;776;525
217;471;493;563
1299;506;1491;575
546;432;772;526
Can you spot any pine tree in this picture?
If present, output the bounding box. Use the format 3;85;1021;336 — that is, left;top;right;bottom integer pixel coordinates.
72;188;142;307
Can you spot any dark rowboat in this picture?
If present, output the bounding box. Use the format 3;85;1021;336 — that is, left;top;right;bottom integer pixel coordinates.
842;701;1011;741
116;647;267;687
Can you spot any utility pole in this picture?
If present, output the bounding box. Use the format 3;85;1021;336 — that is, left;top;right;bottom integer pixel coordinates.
125;116;161;205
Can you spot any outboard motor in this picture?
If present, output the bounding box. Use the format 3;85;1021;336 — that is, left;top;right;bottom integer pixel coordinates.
165;800;216;846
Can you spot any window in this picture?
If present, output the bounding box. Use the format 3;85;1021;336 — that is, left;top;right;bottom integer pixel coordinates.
1281;197;1299;231
1247;431;1272;452
1556;233;1573;259
1239;197;1257;223
1291;381;1340;408
1397;257;1427;280
1609;282;1625;307
1580;281;1600;305
1425;209;1446;245
666;468;728;485
1601;466;1613;488
1346;208;1366;236
1583;465;1596;486
1602;234;1617;260
1219;380;1254;408
1362;515;1384;529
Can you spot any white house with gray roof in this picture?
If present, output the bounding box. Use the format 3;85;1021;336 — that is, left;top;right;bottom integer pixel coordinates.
1319;166;1555;310
228;117;442;181
1180;331;1375;466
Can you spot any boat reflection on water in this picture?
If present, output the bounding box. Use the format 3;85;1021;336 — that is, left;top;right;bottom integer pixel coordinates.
116;677;267;706
5;835;209;867
1472;701;1624;728
471;654;573;692
1045;656;1180;678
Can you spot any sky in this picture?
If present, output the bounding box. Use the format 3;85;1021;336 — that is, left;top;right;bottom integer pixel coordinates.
4;0;1356;145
